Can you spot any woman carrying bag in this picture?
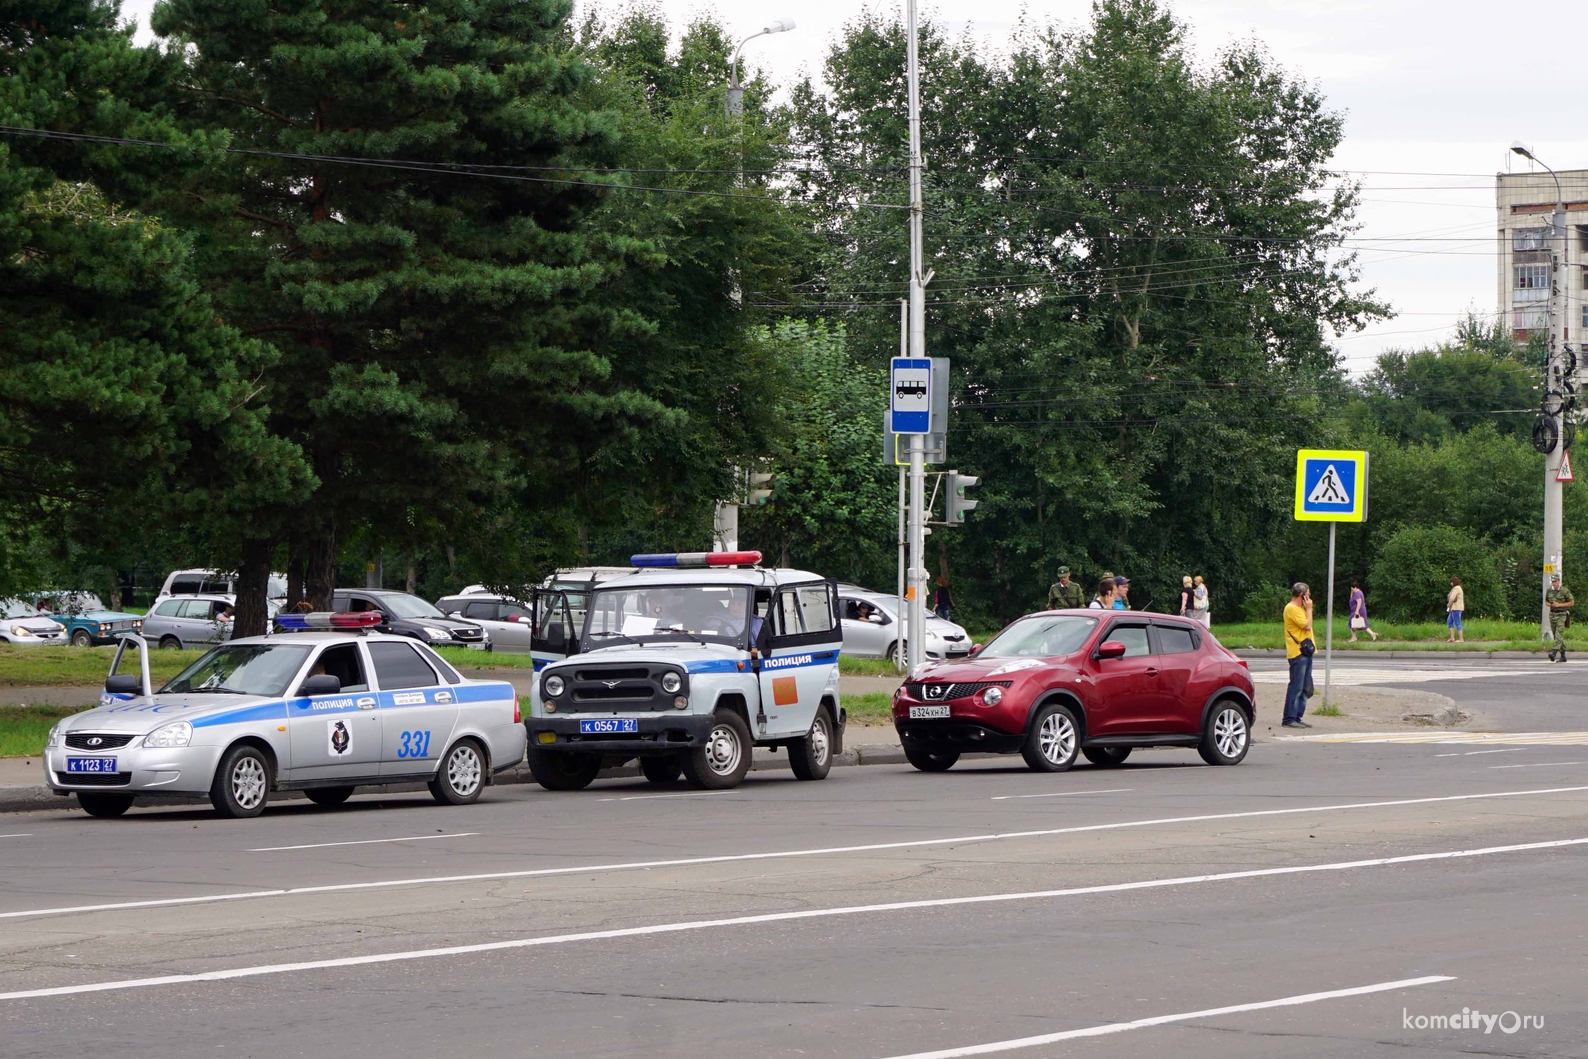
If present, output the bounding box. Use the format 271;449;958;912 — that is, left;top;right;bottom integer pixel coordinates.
1348;581;1377;642
1193;575;1210;628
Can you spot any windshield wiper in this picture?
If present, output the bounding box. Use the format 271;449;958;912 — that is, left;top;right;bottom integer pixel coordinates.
661;624;708;646
588;631;642;647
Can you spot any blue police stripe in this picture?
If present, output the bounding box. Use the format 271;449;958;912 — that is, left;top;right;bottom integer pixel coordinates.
191;701;289;728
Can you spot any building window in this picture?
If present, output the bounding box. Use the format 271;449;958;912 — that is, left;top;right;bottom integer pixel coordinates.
1582;303;1588;331
1515;263;1550;301
1514;227;1552;252
1578;224;1588;252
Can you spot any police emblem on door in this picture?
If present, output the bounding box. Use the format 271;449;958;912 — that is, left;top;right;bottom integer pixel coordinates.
328;719;351;756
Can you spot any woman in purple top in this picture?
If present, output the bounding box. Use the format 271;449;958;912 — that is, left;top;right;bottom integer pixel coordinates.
1347;581;1377;642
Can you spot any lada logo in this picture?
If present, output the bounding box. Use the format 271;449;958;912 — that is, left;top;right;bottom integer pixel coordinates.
86;736;103;747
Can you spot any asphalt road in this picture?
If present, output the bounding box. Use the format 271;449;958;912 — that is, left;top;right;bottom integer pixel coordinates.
5;659;1588;1058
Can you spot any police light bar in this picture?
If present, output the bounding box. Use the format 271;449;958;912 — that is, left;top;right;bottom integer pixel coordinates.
630;551;763;568
273;611;384;631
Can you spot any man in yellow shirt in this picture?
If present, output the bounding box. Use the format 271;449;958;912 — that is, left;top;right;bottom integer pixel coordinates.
1283;583;1314;728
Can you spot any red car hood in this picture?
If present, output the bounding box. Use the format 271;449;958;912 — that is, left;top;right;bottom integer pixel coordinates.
906;655;1064;683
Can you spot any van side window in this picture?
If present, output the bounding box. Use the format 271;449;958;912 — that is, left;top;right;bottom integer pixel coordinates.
153;600;184;617
773;591;804;636
796;585;834;633
170;576;203;595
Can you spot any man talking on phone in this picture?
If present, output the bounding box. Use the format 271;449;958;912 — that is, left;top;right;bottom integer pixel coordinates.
1283;583;1314;729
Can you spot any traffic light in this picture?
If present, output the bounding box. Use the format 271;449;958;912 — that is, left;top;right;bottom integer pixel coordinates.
946;471;979;524
747;470;775;506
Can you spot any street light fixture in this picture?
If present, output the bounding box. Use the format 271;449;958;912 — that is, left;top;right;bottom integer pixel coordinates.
726;19;796;117
1512;140;1571;636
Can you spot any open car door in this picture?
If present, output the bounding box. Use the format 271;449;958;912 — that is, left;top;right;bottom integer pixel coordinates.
530;588;576;671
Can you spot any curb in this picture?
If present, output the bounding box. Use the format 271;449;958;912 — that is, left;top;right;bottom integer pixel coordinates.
1233;648;1546;660
0;743;914;815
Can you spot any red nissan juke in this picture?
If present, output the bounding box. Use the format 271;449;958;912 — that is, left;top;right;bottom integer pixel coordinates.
892;610;1255;772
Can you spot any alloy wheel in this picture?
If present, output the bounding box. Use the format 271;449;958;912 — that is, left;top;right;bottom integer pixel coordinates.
1214;708;1247;759
1038;711;1076;764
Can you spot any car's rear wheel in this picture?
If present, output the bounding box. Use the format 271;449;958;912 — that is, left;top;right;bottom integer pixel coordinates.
681;709;752;789
525;746;602;791
305;786;354;807
211;744;271;818
430;739;486;804
70;629;92;648
788;707;834;781
639;754;683;784
158;636;182;651
1022;703;1080;772
886;641;904;664
1083;746;1131;767
78;793;134;818
902;740;959;772
1199;702;1251;766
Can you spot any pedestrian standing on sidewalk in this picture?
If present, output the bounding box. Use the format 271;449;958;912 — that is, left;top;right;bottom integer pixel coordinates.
1048;566;1085;610
1445;576;1465;643
1546;574;1574;662
933;574;953;622
1347;581;1377;642
1089;579;1116;610
1178;576;1194;616
1283;583;1314;729
1193;575;1210;628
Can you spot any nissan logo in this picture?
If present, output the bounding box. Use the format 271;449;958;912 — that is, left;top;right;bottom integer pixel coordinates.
924;685;946;700
86;737;103;747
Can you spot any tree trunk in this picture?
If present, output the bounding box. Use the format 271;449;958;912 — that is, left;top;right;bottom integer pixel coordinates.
406;557;417;595
285;533;305;609
233;536;277;638
306;516;337;610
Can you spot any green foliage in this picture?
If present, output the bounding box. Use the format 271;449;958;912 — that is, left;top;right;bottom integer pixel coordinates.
1359;317;1536;443
1369;525;1500;621
1240;582;1292;624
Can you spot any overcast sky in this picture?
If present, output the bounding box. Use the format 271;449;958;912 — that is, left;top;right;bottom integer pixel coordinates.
120;0;1588;370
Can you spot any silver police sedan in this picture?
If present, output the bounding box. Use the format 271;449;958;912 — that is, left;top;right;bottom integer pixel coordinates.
44;629;526;818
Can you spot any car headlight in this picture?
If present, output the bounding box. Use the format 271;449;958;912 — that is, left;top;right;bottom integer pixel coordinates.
660;672;682;694
543;675;565;698
9;624;34;637
421;626;450;640
981;686;1004;706
46;722;64;748
143;721;193;748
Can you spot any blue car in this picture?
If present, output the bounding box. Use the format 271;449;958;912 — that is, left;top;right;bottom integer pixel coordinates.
32;592;144;647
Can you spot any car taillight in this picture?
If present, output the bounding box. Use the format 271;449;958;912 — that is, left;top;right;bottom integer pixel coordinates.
1236;659;1249;669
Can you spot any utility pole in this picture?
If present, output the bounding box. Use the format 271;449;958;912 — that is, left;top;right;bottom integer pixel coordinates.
904;0;931;672
1512;142;1567;636
897;301;908;672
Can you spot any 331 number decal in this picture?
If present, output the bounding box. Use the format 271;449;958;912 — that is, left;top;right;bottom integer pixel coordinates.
397;730;432;759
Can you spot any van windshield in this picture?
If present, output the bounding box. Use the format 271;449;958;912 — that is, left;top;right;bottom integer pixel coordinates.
583;585;751;649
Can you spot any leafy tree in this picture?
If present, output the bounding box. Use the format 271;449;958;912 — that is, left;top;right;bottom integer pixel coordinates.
1360;317;1537;443
1369;525;1500;621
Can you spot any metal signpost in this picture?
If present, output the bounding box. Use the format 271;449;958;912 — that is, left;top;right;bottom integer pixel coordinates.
1293;449;1370;707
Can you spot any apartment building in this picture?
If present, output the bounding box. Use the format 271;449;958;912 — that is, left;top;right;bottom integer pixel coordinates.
1497;168;1588;342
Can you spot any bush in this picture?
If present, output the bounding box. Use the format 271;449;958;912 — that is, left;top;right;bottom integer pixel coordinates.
1240;582;1291;624
1368;525;1500;622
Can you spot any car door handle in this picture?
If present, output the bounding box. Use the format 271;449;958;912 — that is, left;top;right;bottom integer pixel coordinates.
1144;667;1159;676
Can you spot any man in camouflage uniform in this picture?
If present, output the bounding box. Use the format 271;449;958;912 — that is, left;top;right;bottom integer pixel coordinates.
1048;566;1086;610
1547;574;1574;662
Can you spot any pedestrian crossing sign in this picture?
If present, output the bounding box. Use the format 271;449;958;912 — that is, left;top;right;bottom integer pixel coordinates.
1294;449;1368;522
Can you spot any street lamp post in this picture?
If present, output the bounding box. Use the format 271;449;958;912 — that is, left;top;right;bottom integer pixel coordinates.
1512;141;1569;636
726;19;796;118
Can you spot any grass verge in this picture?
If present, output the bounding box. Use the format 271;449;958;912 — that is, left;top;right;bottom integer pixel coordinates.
1211;617;1580;652
434;647;539;670
841;692;894;726
0;645;203;687
0;705;90;758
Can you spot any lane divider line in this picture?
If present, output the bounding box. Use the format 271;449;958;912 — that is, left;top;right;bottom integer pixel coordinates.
5;784;1588;922
990;788;1133;801
1491;761;1585;770
246;833;481;853
875;975;1456;1058
597;792;739;803
3;838;1574;1002
0;834;32;839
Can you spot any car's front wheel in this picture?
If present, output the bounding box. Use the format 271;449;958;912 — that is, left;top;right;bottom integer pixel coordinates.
158;636;182;651
640;755;683;784
681;709;753;789
902;740;959;772
211;744;271;818
430;739;486;804
1022;703;1080;772
525;746;602;791
1083;746;1131;767
70;630;92;648
78;793;134;818
304;786;354;807
788;707;835;781
1199;701;1251;766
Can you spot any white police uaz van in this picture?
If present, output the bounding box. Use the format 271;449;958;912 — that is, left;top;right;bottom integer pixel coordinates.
524;552;844;790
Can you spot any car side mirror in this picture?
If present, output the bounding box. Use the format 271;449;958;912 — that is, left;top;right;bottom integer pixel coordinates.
969;643;983;657
1097;640;1127;660
448;610;463;618
105;674;141;694
300;674;341;695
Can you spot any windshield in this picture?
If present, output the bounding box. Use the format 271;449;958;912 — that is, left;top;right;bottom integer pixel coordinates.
380;593;446;619
584;585;751;648
2;599;35;619
160;645;311;696
267;575;288;598
980;615;1099;658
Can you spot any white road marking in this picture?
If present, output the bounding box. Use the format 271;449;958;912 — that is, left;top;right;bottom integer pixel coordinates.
991;788;1133;801
5;785;1587;922
1491;761;1585;769
1284;731;1588;745
9;836;1579;1002
1249;665;1540;686
0;834;32;839
246;833;481;853
597;791;738;802
876;976;1456;1058
1434;749;1527;757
